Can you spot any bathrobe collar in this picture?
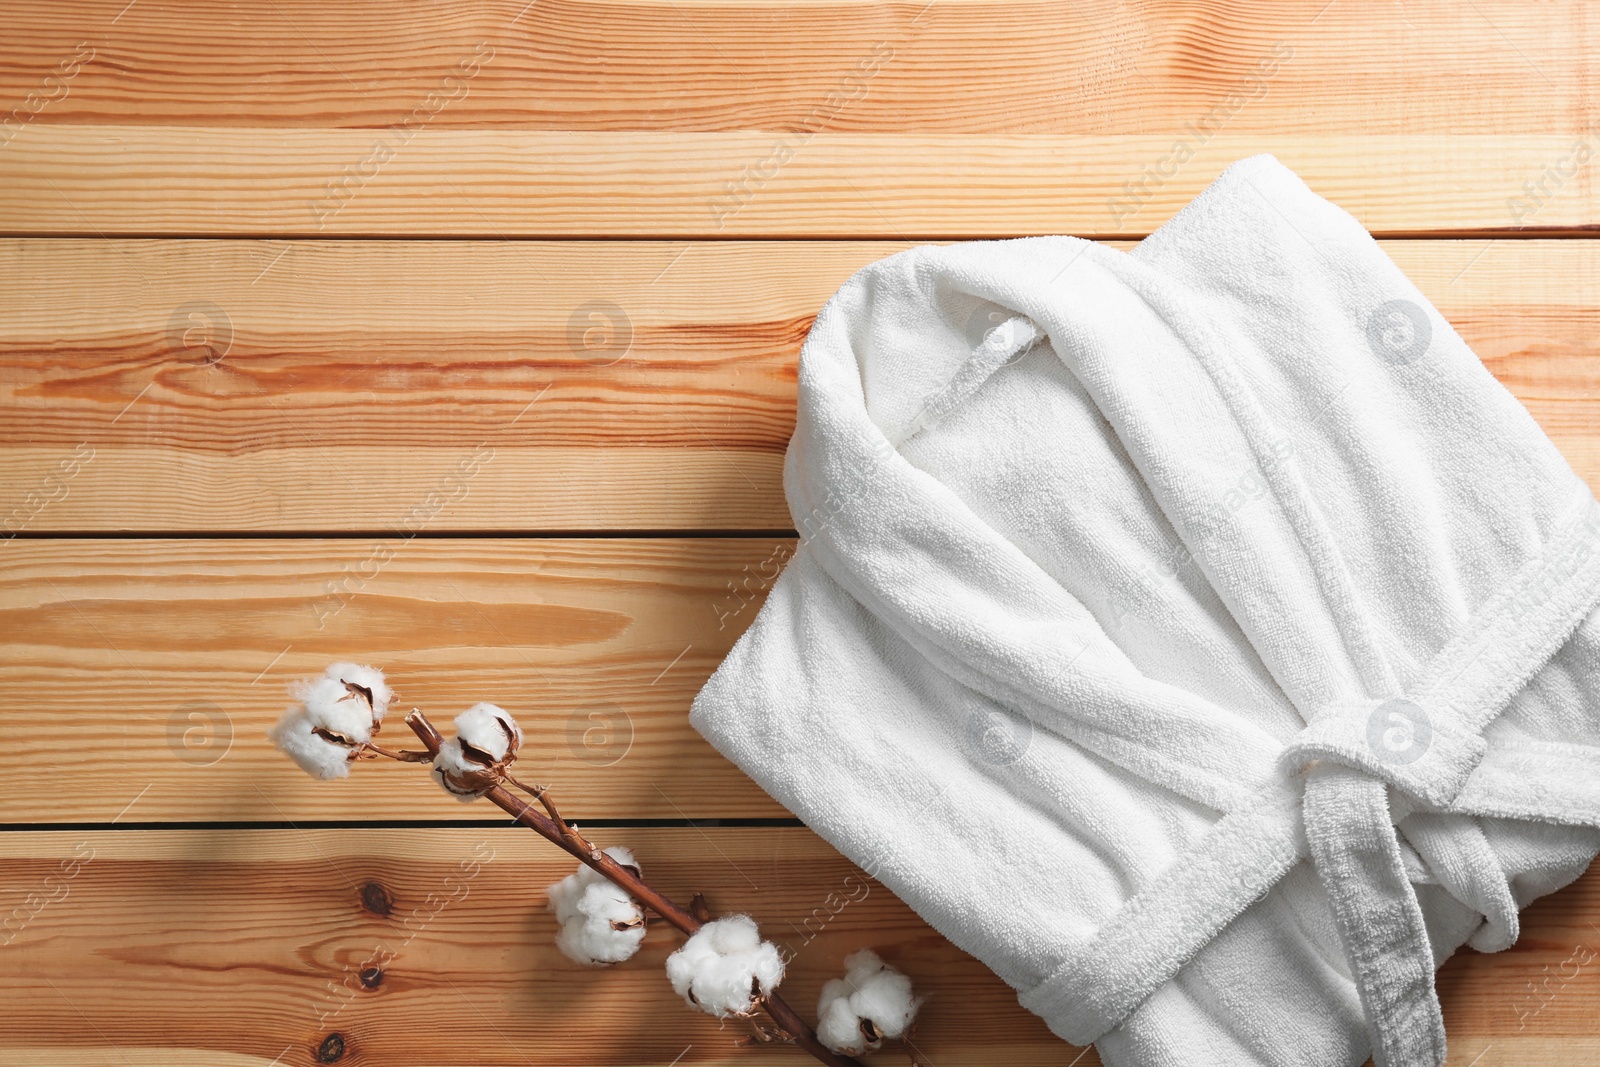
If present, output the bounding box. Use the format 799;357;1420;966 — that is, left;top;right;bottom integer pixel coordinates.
777;156;1600;1067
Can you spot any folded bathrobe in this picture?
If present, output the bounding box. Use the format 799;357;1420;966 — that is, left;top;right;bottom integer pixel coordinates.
689;154;1600;1067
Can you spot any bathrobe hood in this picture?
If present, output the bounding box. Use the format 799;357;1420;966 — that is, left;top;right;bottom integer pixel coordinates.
690;155;1600;1067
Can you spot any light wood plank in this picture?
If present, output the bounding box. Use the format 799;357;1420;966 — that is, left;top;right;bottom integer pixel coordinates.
0;538;794;823
3;239;1599;532
1;828;1596;1064
3;129;1600;236
0;827;1070;1065
0;3;1593;241
0;236;874;532
1;0;1589;137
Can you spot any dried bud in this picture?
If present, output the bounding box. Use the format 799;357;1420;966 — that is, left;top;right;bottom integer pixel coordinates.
431;702;523;801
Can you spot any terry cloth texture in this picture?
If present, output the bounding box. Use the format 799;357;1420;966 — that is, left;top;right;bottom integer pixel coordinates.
689;154;1600;1067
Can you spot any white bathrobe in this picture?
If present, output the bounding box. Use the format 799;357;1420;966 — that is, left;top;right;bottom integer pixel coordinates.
690;154;1600;1067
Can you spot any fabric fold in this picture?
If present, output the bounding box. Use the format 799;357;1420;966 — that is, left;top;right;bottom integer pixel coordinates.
689;154;1600;1067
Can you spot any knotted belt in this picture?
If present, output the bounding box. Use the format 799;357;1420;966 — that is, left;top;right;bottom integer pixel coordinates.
780;246;1600;1065
1023;492;1600;1067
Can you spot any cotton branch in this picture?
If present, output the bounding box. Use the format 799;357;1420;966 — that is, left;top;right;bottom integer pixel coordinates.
268;664;879;1067
402;709;864;1067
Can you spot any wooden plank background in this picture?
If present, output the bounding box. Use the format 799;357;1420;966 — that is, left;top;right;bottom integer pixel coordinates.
3;1;1599;1063
3;239;1598;533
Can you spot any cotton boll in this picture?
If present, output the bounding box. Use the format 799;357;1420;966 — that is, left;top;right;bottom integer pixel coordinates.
269;705;357;780
454;702;521;763
843;948;920;1038
816;993;870;1056
293;675;377;745
322;661;392;723
431;737;496;802
547;847;646;966
551;880;646;965
432;702;525;800
665;915;786;1017
547;846;640;919
586;844;640;884
814;948;923;1055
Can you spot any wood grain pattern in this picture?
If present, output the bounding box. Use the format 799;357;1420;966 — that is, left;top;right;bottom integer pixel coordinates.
0;538;793;823
0;828;1071;1065
2;2;1597;238
3;238;1599;532
5;0;1600;1058
4;129;1599;236
0;236;867;532
0;0;1589;135
1;828;1597;1065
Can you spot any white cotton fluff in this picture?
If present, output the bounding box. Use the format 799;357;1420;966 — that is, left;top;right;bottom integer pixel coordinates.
292;675;377;745
665;914;786;1017
546;846;646;966
815;948;923;1055
430;738;489;802
431;703;524;802
455;702;521;762
292;662;391;746
323;661;392;720
268;704;357;780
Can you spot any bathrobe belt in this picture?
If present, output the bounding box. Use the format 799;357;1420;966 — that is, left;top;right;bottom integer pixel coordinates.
782;265;1600;1066
1022;492;1600;1067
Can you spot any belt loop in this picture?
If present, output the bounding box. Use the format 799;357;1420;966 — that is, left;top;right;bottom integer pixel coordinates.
1279;697;1488;807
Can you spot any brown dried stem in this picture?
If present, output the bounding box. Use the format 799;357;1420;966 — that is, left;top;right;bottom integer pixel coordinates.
505;772;596;857
402;710;862;1067
360;741;433;763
